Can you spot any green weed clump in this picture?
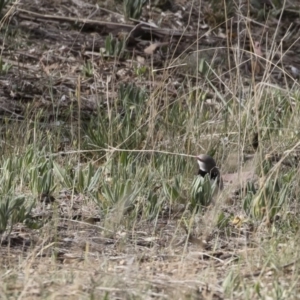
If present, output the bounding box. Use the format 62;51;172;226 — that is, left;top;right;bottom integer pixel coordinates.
123;0;146;20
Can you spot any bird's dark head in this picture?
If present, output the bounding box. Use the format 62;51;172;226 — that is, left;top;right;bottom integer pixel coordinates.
196;154;220;180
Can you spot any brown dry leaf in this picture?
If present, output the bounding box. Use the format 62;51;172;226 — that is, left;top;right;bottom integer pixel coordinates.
231;216;248;228
136;55;145;64
144;42;168;55
252;41;263;74
253;41;263;57
40;62;60;75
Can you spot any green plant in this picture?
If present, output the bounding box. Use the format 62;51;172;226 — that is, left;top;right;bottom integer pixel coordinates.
0;57;12;74
0;195;34;237
118;82;147;114
243;176;291;221
162;176;183;204
198;58;212;77
53;161;102;194
76;163;103;193
100;178;144;231
123;0;146;20
190;175;216;210
222;270;241;296
104;33;126;58
84;83;147;151
82;60;94;78
29;158;55;196
134;65;148;77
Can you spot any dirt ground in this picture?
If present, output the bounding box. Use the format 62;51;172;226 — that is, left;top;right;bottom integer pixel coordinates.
1;0;299;118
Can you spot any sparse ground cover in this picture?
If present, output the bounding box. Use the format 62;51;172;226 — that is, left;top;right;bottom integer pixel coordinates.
0;0;300;299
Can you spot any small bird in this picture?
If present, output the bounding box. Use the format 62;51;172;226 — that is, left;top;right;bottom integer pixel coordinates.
196;154;224;190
